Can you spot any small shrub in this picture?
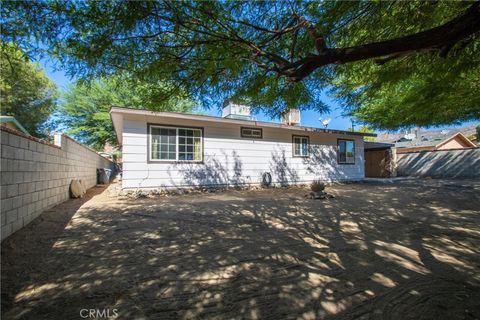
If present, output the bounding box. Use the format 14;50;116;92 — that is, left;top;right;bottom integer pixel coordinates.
311;180;326;192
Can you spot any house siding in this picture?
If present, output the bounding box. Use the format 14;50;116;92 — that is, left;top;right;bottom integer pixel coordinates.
121;116;365;189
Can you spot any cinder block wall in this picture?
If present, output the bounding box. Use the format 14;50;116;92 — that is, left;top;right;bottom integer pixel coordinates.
396;148;480;178
1;127;113;241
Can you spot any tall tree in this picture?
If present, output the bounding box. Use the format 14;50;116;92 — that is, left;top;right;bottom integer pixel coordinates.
0;43;57;136
2;1;479;128
57;77;195;150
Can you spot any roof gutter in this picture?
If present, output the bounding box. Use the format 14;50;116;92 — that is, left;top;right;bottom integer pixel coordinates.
0;116;30;135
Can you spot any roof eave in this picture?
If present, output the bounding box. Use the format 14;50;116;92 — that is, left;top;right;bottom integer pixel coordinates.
109;106;376;138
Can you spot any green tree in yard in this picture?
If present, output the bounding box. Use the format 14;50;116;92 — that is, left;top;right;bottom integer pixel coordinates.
347;126;375;141
2;1;479;129
57;77;195;150
0;43;57;136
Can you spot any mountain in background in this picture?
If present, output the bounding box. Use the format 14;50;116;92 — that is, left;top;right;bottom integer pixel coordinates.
376;124;479;145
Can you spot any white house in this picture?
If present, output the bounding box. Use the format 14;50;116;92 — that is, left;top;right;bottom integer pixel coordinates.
110;105;374;190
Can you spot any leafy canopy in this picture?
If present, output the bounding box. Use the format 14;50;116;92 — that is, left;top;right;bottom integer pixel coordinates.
2;1;479;129
0;43;58;136
56;77;195;150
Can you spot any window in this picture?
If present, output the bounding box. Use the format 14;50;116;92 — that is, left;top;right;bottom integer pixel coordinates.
150;125;202;161
241;127;262;139
293;135;309;157
337;139;355;164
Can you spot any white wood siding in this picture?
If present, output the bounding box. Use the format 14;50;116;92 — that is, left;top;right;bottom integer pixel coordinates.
121;116;365;189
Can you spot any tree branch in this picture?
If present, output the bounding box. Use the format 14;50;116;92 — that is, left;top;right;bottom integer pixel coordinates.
280;2;480;81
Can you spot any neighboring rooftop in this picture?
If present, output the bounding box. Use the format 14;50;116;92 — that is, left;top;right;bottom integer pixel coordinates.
0;116;29;135
376;125;478;144
382;131;476;151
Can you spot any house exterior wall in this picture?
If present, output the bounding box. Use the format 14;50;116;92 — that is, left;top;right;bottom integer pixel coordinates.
1;127;113;241
121;115;365;189
436;136;470;150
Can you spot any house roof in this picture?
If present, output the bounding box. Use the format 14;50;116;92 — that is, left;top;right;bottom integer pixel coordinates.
389;131;476;149
364;141;394;150
0;116;30;135
110;106;376;145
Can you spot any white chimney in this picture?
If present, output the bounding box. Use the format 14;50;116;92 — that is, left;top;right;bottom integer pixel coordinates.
282;109;301;126
222;101;251;120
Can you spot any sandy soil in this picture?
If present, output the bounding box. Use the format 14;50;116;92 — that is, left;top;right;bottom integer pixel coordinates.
2;179;480;320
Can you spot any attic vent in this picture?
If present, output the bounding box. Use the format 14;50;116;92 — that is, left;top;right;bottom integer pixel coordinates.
282;109;301;126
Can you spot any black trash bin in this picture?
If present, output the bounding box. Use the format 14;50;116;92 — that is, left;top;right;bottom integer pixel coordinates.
97;168;112;184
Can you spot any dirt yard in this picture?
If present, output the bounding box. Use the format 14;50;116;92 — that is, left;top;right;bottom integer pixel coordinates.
2;179;480;319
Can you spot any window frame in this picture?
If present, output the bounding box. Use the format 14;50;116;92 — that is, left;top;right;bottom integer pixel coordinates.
241;127;263;139
337;138;355;165
292;135;310;158
147;123;204;163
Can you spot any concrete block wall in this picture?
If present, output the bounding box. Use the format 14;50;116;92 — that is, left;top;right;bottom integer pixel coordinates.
396;147;480;178
1;127;113;241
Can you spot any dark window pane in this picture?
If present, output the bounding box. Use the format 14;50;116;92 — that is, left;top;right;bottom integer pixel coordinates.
179;145;185;152
302;143;308;156
179;137;185;144
187;145;193;152
169;145;176;152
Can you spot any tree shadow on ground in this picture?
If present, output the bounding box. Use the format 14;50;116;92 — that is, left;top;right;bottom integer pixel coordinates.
1;185;108;312
1;180;480;319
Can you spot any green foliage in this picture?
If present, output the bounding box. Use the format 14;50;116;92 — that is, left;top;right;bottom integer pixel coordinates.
348;126;375;141
0;43;57;136
57;77;195;150
333;42;480;130
2;1;479;128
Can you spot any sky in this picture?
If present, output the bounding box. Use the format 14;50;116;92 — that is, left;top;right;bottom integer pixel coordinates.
40;58;477;135
40;58;355;131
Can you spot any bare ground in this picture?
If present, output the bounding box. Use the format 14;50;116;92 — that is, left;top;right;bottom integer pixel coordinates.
2;179;480;320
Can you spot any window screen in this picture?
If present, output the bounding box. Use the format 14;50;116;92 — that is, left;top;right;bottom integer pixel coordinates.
150;126;202;161
338;139;355;164
293;136;309;157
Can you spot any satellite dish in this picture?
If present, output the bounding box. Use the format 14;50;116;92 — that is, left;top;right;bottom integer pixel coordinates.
320;117;331;128
404;133;416;140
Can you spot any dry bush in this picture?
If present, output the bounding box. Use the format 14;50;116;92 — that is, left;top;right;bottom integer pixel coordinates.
311;180;326;192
